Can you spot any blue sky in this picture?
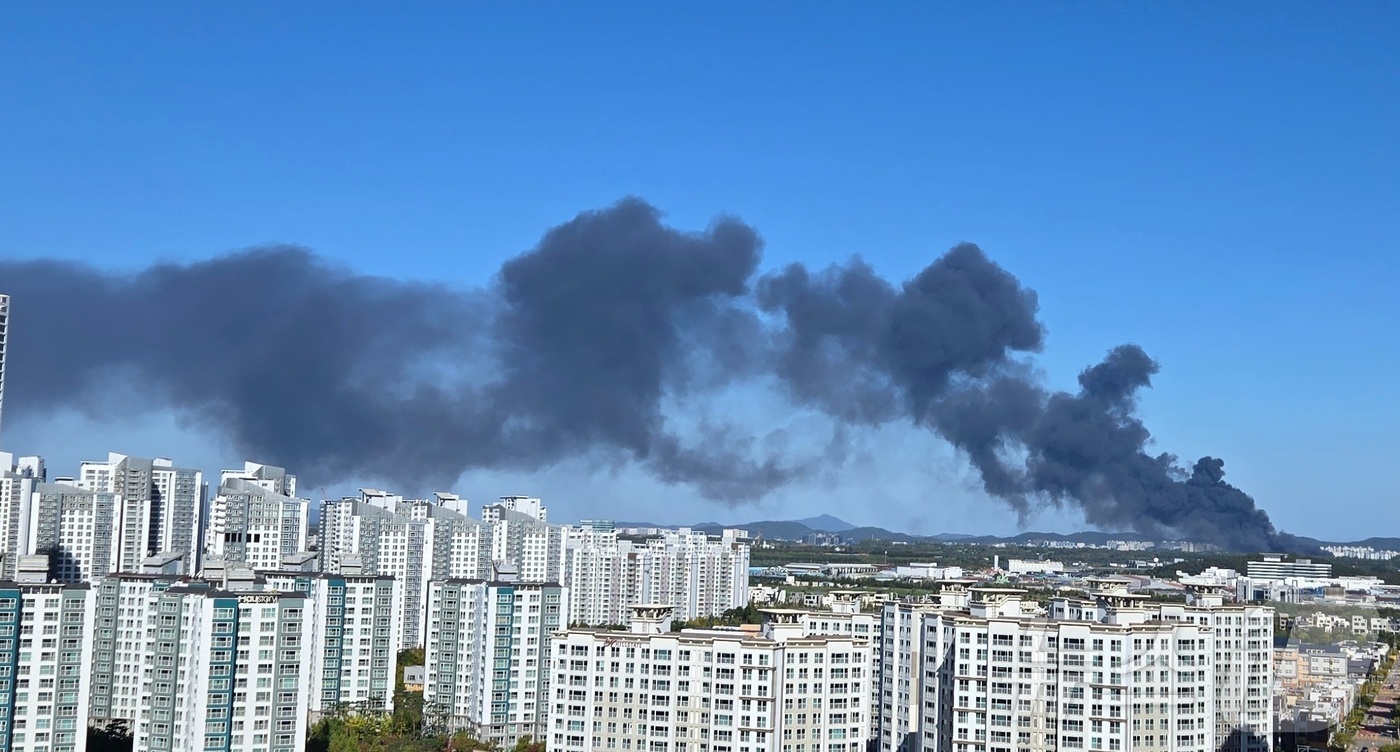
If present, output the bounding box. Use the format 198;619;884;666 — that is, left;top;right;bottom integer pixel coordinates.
2;3;1397;539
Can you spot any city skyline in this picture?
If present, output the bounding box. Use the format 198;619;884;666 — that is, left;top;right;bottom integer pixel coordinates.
2;5;1397;541
1;6;1397;752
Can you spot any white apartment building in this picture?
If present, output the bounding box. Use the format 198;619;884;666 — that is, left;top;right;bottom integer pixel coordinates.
0;453;43;580
484;496;547;523
89;573;182;726
878;599;939;752
205;477;309;571
791;590;882;728
220;462;296;498
487;505;564;584
562;523;635;626
76;453;205;574
549;605;873;752
0;581;96;752
261;572;401;715
29;483;120;582
878;579;1274;752
406;494;493;586
133;586;314;752
1155;589;1274;752
321;491;566;648
423;579;567;749
564;526;750;627
320;493;430;649
90;568;404;734
875;580;1010;752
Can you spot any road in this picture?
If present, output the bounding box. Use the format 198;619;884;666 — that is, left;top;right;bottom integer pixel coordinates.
1353;670;1399;751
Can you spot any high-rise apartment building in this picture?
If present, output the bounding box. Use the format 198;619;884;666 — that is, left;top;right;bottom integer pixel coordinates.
484;496;547;523
409;494;492;586
0;581;96;752
132;585;313;752
221;462;296;497
548;605;873;752
262;572;401;715
320;491;564;648
877;579;1273;752
564;526;750;626
90;568;404;735
319;493;431;649
0;454;43;580
487;505;564;584
89;573;182;726
30;482;120;582
205;475;309;571
423;579;567;749
1153;591;1275;752
77;453;204;574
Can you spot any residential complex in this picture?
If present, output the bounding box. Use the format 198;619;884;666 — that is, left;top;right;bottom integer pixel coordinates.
877;579;1274;752
0;442;1342;752
319;490;497;649
563;525;751;626
73;453;206;576
548;604;874;752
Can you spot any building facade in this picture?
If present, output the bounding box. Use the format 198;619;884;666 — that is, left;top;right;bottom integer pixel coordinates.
262;572;401;715
205;478;309;571
877;579;1274;752
29;483;120;583
548;606;873;752
320;491;567;649
76;454;204;575
132;586;313;752
1245;557;1332;581
423;580;567;749
0;455;42;580
0;582;95;752
564;526;750;627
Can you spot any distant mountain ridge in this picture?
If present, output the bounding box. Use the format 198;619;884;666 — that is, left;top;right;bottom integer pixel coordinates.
608;517;1369;550
796;514;856;532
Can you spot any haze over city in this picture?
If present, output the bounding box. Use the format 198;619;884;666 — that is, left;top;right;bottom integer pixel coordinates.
2;4;1397;542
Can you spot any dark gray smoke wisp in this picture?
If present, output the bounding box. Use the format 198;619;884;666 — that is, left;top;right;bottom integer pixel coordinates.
0;198;1301;550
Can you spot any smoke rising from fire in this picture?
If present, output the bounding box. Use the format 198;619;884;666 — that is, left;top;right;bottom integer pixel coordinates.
0;198;1303;550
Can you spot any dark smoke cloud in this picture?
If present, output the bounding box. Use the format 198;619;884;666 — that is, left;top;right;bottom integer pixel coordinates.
0;197;1302;550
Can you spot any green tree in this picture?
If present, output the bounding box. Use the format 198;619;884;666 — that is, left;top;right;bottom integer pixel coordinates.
86;720;133;752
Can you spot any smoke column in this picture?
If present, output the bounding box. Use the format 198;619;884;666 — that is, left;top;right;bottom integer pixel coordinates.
0;198;1304;550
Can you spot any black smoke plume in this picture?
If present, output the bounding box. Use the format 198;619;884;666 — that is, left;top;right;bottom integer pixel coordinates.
0;198;1303;550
